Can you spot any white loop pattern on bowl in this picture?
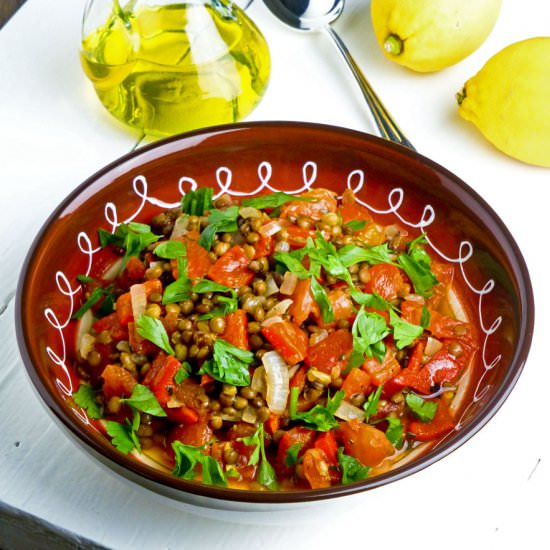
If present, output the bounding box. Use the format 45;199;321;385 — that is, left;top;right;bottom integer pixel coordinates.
44;161;503;434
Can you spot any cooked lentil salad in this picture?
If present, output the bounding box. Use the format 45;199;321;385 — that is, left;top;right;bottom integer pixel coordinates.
73;187;478;490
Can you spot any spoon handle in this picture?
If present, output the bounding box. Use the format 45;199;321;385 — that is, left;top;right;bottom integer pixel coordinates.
325;26;415;151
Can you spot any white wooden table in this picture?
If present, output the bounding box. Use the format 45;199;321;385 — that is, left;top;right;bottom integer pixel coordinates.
1;1;549;548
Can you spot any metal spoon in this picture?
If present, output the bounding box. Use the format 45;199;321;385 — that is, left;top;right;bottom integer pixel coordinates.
262;0;415;150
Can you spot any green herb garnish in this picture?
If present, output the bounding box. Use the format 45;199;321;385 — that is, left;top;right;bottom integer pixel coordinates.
199;206;239;251
389;309;424;349
172;441;227;486
136;314;175;355
309;276;335;324
284;442;303;467
348;307;390;367
289;387;345;431
242;423;278;490
337;447;370;484
72;287;105;320
405;393;438;422
73;384;103;419
363;385;383;423
98;222;161;260
199;338;254;386
174;362;192;384
343;220;368;232
119;384;167;417
181;187;214;216
106;413;141;455
338;243;393;267
397;235;438;296
241;192;316;210
385;417;404;448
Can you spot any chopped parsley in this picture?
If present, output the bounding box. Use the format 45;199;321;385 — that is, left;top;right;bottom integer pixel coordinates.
337;447;370;484
172;441;227;486
389;309;424;349
136;314;175;355
241;423;278;490
106;413;141;455
98;222;161;259
405;393;438;422
199;339;254;386
73;384;103;419
349;307;390;367
385;417;404;448
363;385;383;422
289;387;345;431
199;206;239;251
397;234;438;296
119;384;167;417
241;192;315;209
181;187;214;216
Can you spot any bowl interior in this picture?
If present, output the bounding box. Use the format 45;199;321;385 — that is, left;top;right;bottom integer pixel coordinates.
16;122;533;504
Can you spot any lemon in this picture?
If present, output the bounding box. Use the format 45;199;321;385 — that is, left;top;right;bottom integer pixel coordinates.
371;0;502;72
457;37;550;168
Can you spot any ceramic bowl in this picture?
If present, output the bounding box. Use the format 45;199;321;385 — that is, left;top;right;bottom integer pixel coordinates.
15;122;534;511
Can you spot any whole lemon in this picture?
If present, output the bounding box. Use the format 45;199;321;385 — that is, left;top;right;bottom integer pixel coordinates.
457;37;550;168
371;0;502;72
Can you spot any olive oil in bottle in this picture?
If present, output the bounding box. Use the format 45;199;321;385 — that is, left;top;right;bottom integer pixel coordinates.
80;1;270;137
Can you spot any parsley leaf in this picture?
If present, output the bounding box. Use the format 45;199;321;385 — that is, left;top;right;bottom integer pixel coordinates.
72;287;105;320
350;289;392;311
171;441;227;486
337;447;370;484
363;385;383;422
397;235;438;296
154;240;187;259
289;387;345;431
405;393;438;422
181;187;213;216
308;233;353;286
338;244;393;267
98;222;161;260
174;362;192;384
241;424;278;490
136;314;175;355
349;307;390;366
199;338;254;386
161;245;192;305
343;220;368;232
241;192;316;209
274;249;310;279
389;309;424;349
73;384;103;419
106;413;141;455
420;306;431;329
199;206;239;251
120;384;167;417
385;417;404;448
284;442;303;467
309;276;335;324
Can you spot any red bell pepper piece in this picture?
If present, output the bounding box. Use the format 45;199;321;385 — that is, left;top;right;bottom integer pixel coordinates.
364;263;408;302
115;279;163;326
280;188;337;221
101;364;137;400
275;426;316;477
253;233;272;259
221;309;249;350
314;430;339;465
285;224;316;249
261;320;308;365
289;278;319;325
143;352;182;407
409;397;455;441
169;232;213;279
207;245;254;288
341;368;371;400
337;419;394;467
92;312;128;342
125;256;147;281
304;329;353;375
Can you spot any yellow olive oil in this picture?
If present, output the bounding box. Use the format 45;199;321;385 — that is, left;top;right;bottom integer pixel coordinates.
81;1;270;137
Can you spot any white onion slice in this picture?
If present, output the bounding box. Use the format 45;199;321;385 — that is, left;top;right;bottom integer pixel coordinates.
102;257;125;281
425;336;443;357
259;220;284;237
170;215;189;239
310;329;329;346
251;366;267;395
335;400;365;421
264;274;280;296
262;351;290;415
261;315;283;328
280;271;298;295
76;309;94;357
269;299;293;316
130;283;147;319
239;206;262;219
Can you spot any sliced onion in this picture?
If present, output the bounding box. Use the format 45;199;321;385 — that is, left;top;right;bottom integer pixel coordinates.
404;294;425;304
170;215;189;239
259;220;284;237
310;329;328;346
130;283;147;319
274;241;290;253
76;309;94;357
102;257;125;281
264;274;280;296
288;364;300;380
425;336;443;357
280;271;298;296
261;315;283;328
251;365;267;395
335;400;365;421
242;405;258;424
269;299;293;316
239;206;262;219
262;351;290;415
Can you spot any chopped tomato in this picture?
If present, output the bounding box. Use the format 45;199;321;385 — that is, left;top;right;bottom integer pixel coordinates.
280;188;337;221
253;233;272;259
362;347;401;386
289;278;319;325
304;329;353;375
340;190;386;245
315;288;354;326
261;320;308;365
169;420;212;447
302;448;332;489
276;426;316;477
365;263;408;302
221;309;249;350
314;431;339;465
101;364;137;400
285;224;316;249
143;352;181;406
170;232;213;279
125;256;147;281
207;245;254;288
409;398;455;441
341;368;371;399
338;419;394;467
115;279;163;326
289;365;307;390
92;312;128;341
265;413;281;435
166;406;199;424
